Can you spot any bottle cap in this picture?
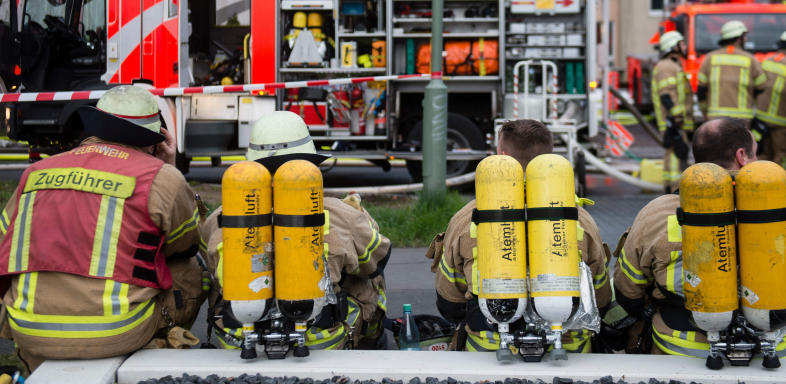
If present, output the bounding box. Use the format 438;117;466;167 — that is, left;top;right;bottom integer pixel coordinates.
403;303;411;312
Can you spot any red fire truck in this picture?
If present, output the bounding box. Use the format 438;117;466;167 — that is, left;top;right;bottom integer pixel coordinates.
627;0;786;108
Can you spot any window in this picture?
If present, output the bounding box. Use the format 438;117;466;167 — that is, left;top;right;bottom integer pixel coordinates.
167;0;177;19
0;0;10;27
695;13;786;53
649;0;665;17
215;0;250;27
24;0;66;27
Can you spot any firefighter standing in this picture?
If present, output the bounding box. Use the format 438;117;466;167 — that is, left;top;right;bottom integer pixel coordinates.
613;118;786;357
754;31;786;168
426;119;612;353
697;21;766;124
0;86;206;371
652;31;694;193
201;111;391;350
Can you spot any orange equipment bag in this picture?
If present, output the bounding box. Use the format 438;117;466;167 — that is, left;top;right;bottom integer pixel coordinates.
416;39;498;76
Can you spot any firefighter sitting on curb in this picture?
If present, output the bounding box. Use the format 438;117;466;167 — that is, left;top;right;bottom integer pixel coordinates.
425;119;612;353
200;111;391;350
652;31;694;193
614;117;786;357
0;85;207;371
754;31;786;169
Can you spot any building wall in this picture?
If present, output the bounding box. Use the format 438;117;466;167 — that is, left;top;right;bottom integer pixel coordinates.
612;0;664;68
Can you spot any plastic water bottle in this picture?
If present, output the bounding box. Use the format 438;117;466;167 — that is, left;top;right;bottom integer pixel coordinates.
399;303;421;351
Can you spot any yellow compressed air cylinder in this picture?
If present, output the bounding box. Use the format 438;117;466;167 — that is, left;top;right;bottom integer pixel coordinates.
736;160;786;331
274;160;326;323
680;163;737;332
221;161;273;324
525;154;580;325
475;155;528;325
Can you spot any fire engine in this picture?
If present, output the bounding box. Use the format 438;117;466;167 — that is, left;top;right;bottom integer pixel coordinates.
0;0;599;180
627;0;786;109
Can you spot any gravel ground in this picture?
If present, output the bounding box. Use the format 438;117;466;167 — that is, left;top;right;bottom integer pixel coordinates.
138;375;697;384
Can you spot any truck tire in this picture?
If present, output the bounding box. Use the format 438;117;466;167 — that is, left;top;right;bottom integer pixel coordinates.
405;113;485;182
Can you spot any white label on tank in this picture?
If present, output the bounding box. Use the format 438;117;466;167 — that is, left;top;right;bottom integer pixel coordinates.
483;278;527;294
684;271;701;288
529;274;579;292
248;276;271;293
741;285;759;305
251;249;271;273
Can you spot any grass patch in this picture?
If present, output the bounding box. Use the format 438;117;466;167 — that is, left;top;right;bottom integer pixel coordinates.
365;191;469;247
0;181;18;209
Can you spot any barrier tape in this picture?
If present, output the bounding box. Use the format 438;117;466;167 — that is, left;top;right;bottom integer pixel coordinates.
0;73;439;103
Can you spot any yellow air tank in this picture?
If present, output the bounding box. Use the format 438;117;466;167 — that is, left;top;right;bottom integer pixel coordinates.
679;163;737;332
221;161;273;324
525;154;580;359
273;160;327;326
307;12;323;42
474;155;527;360
736;160;786;332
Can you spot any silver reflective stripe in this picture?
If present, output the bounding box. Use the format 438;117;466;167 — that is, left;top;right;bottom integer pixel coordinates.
652;329;709;358
346;299;360;327
10;300;154;332
19;273;32;311
466;334;494;351
111;281;123;316
13;193;34;272
248;136;313;151
672;253;684;297
97;197;119;277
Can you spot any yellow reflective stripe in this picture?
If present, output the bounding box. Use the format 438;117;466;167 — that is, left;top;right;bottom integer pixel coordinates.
576;221;585;242
669;104;685;116
24;168;135;198
323;209;330;235
469;222;477;238
652;71;667;131
377;287;387;312
710;66;721;111
199;237;208;255
658;76;677;89
7;298;155;338
359;220;381;264
711;54;751;68
708;107;754;119
439;252;467;286
765;76;786;121
563;329;591;353
347;297;361;327
754;73;767;87
667;214;682;243
13;272;37;313
620;248;647;285
102;280;129;316
306;323;346;349
739;67;749;111
697;72;708;84
478;38;486;77
0;209;9;236
665;251;684;297
89;195;125;277
167;208;199;244
652;326;708;357
467;330;499;351
9;191;35;273
663;152;680;182
217;241;224;288
593;268;608;290
676;72;687;121
764;60;786;77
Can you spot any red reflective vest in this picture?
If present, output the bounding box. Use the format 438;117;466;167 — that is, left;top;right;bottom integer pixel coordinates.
0;143;171;293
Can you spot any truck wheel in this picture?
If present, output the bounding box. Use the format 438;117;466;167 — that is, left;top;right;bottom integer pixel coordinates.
405;113;485;182
176;152;191;175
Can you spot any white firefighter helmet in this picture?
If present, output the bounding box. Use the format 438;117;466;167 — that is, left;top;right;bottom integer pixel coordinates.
246;111;328;172
659;31;684;53
78;85;165;146
720;20;747;41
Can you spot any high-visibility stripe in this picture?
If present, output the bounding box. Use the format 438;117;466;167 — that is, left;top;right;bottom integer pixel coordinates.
666;251;684;297
9;192;35;273
652;68;667;131
439;254;467;286
657;76;677;89
739;67;749;111
652;326;708;357
662;152;680;182
698;72;708;84
359;220;381;264
0;209;9;236
620;248;648;285
103;280;130;316
593;268;608;290
764;60;786;78
13;272;37;313
562;329;591;353
305;323;346;350
217;242;224;288
754;73;767;87
708;107;754;119
576;221;585;241
7;299;155;338
89;196;125;277
710;66;721;111
667;214;682;243
346;298;360;327
377;287;387;312
478;38;486;77
323;210;330;235
711;54;751;68
166;208;199;244
466;330;499;352
199;237;208;255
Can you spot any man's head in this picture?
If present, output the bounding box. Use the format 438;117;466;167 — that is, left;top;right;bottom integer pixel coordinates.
659;31;686;57
78;85;165;151
496;119;553;169
246;111;327;172
692;118;756;171
718;20;747;47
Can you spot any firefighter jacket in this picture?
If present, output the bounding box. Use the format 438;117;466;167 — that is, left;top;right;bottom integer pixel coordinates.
652;53;695;132
426;199;612;353
697;46;767;120
202;195;391;350
0;138;203;369
613;194;786;357
756;52;786;127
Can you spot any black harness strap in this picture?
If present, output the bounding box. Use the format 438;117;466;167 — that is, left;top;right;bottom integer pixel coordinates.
471;209;526;224
676;208;736;227
218;213;272;228
273;213;325;227
526;206;578;221
736;208;786;224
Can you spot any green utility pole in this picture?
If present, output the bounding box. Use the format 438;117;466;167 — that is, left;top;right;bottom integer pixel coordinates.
422;0;448;196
